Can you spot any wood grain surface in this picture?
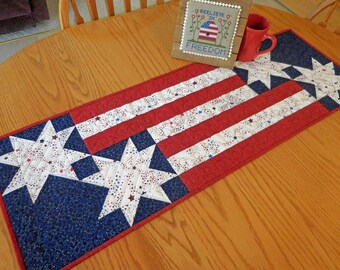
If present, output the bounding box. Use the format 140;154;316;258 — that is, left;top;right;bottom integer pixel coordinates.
0;2;339;269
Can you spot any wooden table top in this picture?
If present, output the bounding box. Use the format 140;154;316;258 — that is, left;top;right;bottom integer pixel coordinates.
0;2;339;269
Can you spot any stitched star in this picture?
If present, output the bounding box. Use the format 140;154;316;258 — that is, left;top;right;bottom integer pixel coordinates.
87;139;176;226
0;122;89;203
294;58;340;104
235;53;290;88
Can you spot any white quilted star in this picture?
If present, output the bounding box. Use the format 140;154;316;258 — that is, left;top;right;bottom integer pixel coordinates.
294;58;340;104
235;53;290;88
0;122;88;202
87;139;176;226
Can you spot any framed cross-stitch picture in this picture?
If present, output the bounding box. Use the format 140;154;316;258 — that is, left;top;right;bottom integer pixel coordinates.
172;0;252;68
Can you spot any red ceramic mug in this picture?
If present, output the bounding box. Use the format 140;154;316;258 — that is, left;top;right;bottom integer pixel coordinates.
237;14;277;62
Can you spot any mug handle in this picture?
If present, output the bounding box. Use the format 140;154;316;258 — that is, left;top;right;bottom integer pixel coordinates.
257;35;277;56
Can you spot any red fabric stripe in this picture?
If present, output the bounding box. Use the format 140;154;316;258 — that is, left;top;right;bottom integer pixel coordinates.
70;64;216;124
180;102;328;191
198;36;217;41
158;81;303;158
85;75;244;154
200;29;218;34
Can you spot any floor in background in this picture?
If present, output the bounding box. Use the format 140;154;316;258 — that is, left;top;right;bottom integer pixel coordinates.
0;0;159;43
0;0;59;43
0;0;290;64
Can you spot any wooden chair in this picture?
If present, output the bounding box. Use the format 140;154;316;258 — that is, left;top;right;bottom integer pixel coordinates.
59;0;165;29
306;0;340;34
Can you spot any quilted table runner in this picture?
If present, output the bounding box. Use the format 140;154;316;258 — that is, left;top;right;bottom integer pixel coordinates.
0;30;339;269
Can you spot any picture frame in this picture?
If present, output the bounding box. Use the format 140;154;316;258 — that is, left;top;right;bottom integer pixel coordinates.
172;0;252;68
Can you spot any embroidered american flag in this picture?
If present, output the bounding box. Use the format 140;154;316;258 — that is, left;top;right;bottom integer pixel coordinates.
198;21;219;42
0;31;339;269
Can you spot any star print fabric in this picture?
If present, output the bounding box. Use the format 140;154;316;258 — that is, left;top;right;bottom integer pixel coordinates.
0;30;339;270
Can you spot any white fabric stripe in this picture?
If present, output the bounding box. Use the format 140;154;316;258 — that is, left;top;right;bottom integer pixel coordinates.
76;68;236;139
199;33;218;39
148;85;257;143
168;90;315;175
208;24;218;29
200;29;218;33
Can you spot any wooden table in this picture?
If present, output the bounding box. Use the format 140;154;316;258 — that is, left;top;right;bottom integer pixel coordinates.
0;1;339;269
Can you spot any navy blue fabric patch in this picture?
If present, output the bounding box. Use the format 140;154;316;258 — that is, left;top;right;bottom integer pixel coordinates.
161;177;189;202
0;137;13;156
96;208;130;244
131;130;155;151
334;63;340;76
233;67;248;84
0;163;18;193
149;146;176;174
51;114;75;132
4;176;129;269
3;187;47;268
271;75;290;89
319;96;339;111
249;81;269;94
267;30;331;69
259;38;274;51
94;139;128;161
133;197;169;225
14;122;46;141
296;81;316;98
282;66;303;79
71;156;99;180
64;128;89;154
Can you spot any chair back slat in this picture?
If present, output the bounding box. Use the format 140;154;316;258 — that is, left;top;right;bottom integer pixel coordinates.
305;0;339;35
59;0;70;29
60;0;167;29
319;0;339;27
140;0;147;9
86;0;99;20
71;0;85;25
305;0;335;20
105;0;115;16
306;0;339;28
124;0;131;12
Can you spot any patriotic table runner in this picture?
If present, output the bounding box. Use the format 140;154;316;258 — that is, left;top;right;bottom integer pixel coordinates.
0;30;339;269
